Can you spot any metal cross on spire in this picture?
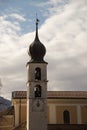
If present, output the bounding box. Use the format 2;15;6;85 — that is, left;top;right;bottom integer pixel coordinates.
35;13;40;39
36;13;40;25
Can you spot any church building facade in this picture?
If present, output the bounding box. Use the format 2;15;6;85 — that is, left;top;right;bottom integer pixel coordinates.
12;91;87;130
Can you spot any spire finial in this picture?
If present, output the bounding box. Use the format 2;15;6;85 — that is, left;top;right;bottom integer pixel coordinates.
36;13;39;25
28;14;46;63
35;13;39;38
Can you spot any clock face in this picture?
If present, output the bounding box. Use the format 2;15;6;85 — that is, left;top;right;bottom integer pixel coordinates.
32;99;44;112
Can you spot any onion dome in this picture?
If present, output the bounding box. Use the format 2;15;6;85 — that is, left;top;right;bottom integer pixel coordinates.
28;18;46;63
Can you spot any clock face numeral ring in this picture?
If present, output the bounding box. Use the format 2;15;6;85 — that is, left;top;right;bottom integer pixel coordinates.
32;99;44;111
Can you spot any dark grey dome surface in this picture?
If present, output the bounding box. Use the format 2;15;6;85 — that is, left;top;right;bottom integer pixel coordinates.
28;19;46;63
29;34;46;62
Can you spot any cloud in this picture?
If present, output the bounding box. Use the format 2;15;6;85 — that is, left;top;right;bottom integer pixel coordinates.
9;13;26;21
39;0;87;91
0;0;87;99
0;13;27;98
0;78;3;87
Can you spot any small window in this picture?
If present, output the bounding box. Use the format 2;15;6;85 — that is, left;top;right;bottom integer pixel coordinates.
34;85;41;97
63;110;70;124
35;68;41;80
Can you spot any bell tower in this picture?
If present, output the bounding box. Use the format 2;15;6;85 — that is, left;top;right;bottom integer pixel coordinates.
26;18;48;130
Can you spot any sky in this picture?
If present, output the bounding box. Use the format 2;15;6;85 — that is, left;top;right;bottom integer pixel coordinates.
0;0;87;99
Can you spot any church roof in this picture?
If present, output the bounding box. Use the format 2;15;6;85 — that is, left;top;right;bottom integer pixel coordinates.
48;91;87;99
12;91;87;99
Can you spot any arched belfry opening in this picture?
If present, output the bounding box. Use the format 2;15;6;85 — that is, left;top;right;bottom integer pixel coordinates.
35;67;41;80
34;85;41;97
